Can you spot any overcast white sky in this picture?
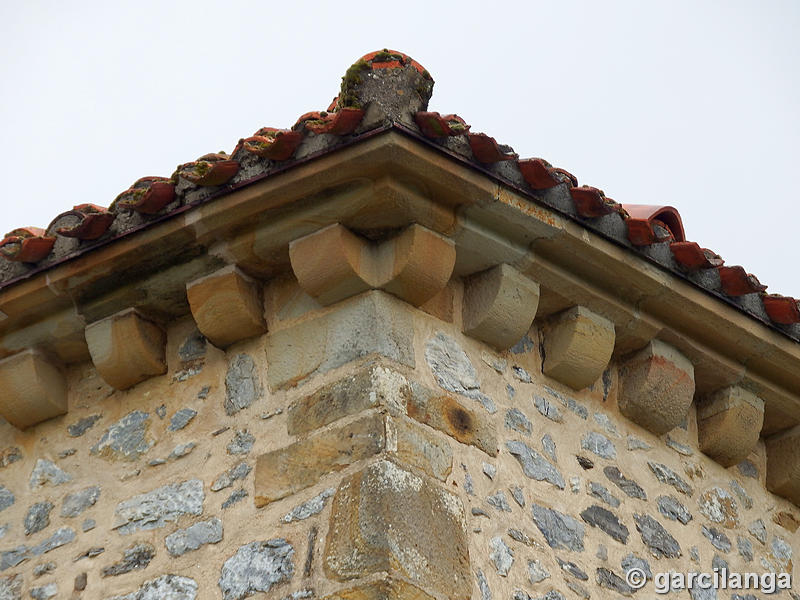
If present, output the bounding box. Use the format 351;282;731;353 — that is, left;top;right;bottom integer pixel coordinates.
1;1;797;295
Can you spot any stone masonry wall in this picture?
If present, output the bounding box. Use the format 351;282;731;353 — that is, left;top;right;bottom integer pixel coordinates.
0;280;797;600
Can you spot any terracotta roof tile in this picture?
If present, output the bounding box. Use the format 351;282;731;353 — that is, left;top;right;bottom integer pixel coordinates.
0;48;796;342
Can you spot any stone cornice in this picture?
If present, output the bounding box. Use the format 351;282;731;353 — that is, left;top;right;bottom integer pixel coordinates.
0;128;799;437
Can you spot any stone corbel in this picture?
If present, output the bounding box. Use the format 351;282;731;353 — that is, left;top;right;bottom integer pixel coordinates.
618;339;695;435
541;305;615;390
0;349;67;429
697;386;764;467
84;308;166;390
186;265;267;349
766;425;800;505
461;264;540;350
289;223;456;307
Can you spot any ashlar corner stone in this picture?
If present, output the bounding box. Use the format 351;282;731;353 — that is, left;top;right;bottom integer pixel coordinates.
187;265;267;349
765;424;800;505
697;386;764;467
85;308;166;390
618;339;695;435
462;264;540;350
0;350;67;430
324;460;470;600
542;306;615;391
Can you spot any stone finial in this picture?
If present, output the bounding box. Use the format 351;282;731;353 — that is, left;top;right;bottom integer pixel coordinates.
186;266;267;349
0;349;67;429
618;339;695;435
289;223;455;307
542;306;615;390
697;386;764;467
85;308;166;390
766;425;800;505
462;264;540;350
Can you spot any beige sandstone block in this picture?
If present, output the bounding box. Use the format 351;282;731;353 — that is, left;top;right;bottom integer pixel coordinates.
698;386;764;467
618;339;695;435
265;291;414;390
324;460;470;600
766;425;800;505
462;264;540;350
542;305;615;390
186;265;267;348
254;413;451;507
0;349;67;429
289;223;455;307
84;308;166;390
321;577;436;600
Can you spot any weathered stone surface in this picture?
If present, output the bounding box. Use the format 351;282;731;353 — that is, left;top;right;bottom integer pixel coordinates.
765;424;800;504
698;486;739;528
576;455;594;470
211;462;252;492
113;480;204;535
626;436;651;451
218;540;293;600
68;414;102;437
390;415;453;481
255;414;384;506
282;488;335;523
596;568;633;596
425;332;494;413
167;441;196;461
621;553;652;581
227;430;255;455
0;350;67;429
657;495;692;524
512;366;532;383
476;570;491;600
505;408;531;435
737;535;754;562
557;557;588;580
770;535;792;570
0;546;27;571
0;574;21;600
648;461;693;496
221;489;247;510
618;339;695;435
61;486;101;517
462;264;539;350
542;306;615;390
603;466;646;500
580;505;629;543
507;441;564;489
701;525;731;552
487;490;511;512
531;503;585;551
102;543;156;577
729;480;753;510
408;382;498;455
513;591;564;600
168;408;197;431
738;459;758;479
266;291;415;390
541;434;557;463
510;486;525;507
748;519;767;544
107;574;198;600
30;526;75;555
581;432;616;459
85;309;166;390
90;411;153;461
773;510;800;532
225;354;262;415
29;459;71;488
697;386;764;467
589;481;620;508
490;536;514;576
165;518;223;556
287;365;409;436
527;559;550;584
482;462;496;480
24;502;53;536
324;460;469;599
187;266;267;349
29;583;57;600
533;395;563;423
0;448;21;469
633;514;681;558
